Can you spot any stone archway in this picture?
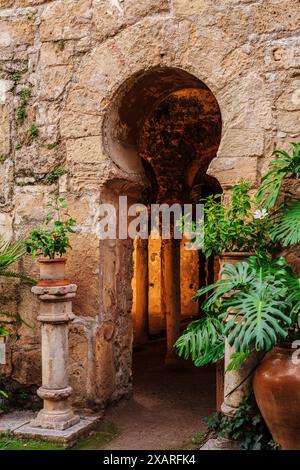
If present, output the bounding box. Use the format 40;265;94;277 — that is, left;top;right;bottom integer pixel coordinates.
101;66;222;380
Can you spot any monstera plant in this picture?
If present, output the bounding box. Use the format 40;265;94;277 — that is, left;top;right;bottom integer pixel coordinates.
175;255;300;369
256;141;300;247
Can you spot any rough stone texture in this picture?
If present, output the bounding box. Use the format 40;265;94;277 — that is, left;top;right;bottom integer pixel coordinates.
200;436;240;450
0;411;101;447
0;0;299;410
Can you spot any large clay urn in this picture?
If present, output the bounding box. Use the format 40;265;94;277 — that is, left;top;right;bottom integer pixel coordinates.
253;344;300;450
216;251;253;411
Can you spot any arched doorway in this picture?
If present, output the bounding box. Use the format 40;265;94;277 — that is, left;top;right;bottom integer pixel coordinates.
102;68;222;437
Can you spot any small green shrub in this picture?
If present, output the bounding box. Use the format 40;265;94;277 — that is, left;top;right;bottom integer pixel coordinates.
46;168;66;184
25;196;76;259
203;394;278;450
28;123;38;140
16;88;31;124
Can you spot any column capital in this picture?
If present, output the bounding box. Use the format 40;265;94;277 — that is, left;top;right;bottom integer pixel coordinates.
32;284;77;323
32;284;77;299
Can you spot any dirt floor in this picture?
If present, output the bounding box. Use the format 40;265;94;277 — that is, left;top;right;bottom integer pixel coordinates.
101;338;216;450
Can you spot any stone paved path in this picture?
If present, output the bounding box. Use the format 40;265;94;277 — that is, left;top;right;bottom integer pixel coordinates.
101;338;215;450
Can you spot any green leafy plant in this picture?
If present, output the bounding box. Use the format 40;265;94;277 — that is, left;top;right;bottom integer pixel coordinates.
175;256;300;369
178;181;273;258
203;393;278;450
28;123;38;141
46;168;66;184
256;142;300;210
47;142;58;150
175;313;225;367
16;88;31;124
10;71;22;83
0;237;34;399
25;196;76;259
256;142;300;247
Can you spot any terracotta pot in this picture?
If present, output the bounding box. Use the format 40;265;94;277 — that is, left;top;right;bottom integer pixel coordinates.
38;258;69;286
253;344;300;450
219;252;253;272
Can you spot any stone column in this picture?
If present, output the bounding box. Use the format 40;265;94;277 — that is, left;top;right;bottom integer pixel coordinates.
133;238;149;346
31;284;80;430
161;236;181;367
221;342;258;416
218;253;258;416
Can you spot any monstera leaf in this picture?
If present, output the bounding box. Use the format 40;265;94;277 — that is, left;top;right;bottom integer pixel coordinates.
223;287;291;352
0;237;34;284
174;316;225;367
269;200;300;247
256;142;300;210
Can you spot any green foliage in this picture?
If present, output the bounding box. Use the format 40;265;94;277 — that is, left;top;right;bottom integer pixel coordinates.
204;394;278;450
46;168;66;184
28;123;38;140
25;196;76;259
0;238;33;398
55;40;65;51
0;434;64;450
0;155;7;163
10;71;22;83
16;88;31;124
179;181;273;258
256;142;300;210
47;142;59;150
175;314;225;367
177;256;300;369
269;199;300;247
15;143;22;150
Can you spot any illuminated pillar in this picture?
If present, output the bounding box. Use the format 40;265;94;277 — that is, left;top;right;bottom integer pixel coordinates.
133;238;149;346
161;234;181;366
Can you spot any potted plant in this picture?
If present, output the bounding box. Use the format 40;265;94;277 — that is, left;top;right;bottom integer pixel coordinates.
179;180;274;408
252;142;300;449
181;180;274;265
25;196;76;286
176;142;300;449
175;254;300;449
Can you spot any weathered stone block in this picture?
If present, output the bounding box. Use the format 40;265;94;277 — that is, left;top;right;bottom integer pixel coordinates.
11;345;41;385
251;1;300;35
94;322;116;404
0;212;13;241
0;17;34;48
0;80;14;105
217;129;264;158
66;135;105;164
208;156;258;188
38;65;73;100
276;80;300;111
39;41;74;68
0;105;10;155
277;110;300;133
173;0;208;16
40;0;92;41
93;0;169;41
0;159;13;206
66;233;100;317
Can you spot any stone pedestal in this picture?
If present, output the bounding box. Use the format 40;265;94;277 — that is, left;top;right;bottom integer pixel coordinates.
221;341;258;416
161;237;181;366
30;284;80;431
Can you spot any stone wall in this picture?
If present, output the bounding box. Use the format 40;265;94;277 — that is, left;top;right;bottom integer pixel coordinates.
0;0;300;409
